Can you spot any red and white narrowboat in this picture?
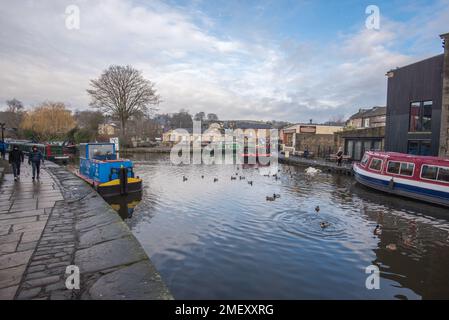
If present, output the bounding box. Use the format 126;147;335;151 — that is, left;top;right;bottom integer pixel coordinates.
353;151;449;207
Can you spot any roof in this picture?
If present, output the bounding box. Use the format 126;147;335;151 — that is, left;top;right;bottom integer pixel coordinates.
366;151;449;164
282;123;344;130
349;106;386;120
222;120;273;130
386;54;444;74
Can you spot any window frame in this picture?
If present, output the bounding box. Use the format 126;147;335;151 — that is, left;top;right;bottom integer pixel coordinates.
360;154;370;167
386;160;415;177
368;157;384;172
408;100;433;133
437;167;449;183
419;164;448;183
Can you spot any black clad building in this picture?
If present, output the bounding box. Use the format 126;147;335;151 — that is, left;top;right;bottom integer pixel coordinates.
385;33;449;157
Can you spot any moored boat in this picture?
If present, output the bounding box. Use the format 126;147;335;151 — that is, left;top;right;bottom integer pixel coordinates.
45;144;69;164
353;151;449;207
76;142;142;197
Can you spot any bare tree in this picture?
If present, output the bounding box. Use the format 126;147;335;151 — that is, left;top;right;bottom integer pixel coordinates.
87;65;160;141
194;111;205;121
207;113;219;121
6;98;24;113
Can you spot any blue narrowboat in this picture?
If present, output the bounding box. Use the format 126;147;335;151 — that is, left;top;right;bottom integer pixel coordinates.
76;142;142;197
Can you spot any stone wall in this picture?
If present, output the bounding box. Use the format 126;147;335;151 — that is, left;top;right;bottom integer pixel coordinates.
440;32;449;157
294;133;336;157
15;163;173;300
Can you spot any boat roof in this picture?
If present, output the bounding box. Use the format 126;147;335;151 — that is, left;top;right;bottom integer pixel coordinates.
80;142;114;146
366;151;449;165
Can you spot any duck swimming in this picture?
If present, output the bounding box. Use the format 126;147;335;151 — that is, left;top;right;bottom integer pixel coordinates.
273;193;280;199
239;176;245;180
373;225;382;236
183;176;188;182
248;181;253;186
266;196;275;201
320;221;330;229
231;176;237;180
315;206;320;213
214;178;218;182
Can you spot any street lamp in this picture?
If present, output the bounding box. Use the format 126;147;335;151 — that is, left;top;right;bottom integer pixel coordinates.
0;122;5;143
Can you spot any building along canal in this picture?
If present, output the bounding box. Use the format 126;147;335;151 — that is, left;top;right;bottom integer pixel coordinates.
111;152;449;299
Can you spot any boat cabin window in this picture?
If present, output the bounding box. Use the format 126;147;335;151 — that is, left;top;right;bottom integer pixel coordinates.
400;163;414;176
421;165;438;180
387;161;400;174
89;145;114;160
387;161;415;176
361;154;370;166
369;158;383;171
79;146;86;158
437;167;449;183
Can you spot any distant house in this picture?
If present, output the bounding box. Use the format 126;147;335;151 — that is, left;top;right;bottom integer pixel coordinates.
335;106;387;161
161;120;275;145
280;123;343;157
162;126;223;144
98;122;119;136
346;106;386;129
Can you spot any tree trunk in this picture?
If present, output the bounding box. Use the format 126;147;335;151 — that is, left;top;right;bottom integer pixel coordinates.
120;117;126;146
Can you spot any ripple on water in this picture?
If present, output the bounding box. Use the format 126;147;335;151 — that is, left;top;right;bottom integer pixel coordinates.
272;209;350;241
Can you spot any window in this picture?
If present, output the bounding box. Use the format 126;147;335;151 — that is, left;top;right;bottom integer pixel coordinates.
354;141;362;161
347;141;354;160
369;158;383;171
387;161;400;174
421;165;438;180
363;118;370;128
422;101;433;131
409;101;432;132
387;161;414;176
409;102;420;132
437;167;449;183
400;162;414;176
420;141;431;155
408;140;432;156
89;144;114;159
363;141;371;154
373;140;381;151
361;154;370;166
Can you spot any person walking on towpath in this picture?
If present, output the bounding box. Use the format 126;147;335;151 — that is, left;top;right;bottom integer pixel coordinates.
336;147;343;167
0;141;5;160
9;145;24;181
28;145;44;180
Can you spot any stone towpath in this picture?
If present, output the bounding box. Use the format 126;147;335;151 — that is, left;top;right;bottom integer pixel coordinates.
0;162;172;300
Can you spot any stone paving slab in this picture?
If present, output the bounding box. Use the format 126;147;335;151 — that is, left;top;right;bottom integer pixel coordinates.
0;162;172;300
0;163;62;299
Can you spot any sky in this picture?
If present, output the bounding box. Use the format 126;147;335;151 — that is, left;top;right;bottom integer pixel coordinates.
0;0;448;123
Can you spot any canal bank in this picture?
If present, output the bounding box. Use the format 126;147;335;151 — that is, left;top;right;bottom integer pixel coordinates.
0;162;172;300
279;154;353;175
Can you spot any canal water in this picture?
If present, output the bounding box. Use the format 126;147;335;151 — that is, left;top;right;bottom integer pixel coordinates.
115;153;449;299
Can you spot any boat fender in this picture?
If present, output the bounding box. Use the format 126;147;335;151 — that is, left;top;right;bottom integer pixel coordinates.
389;178;395;190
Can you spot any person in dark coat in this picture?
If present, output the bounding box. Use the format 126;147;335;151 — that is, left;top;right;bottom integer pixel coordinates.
336;147;344;167
0;141;6;160
28;145;44;180
9;145;24;181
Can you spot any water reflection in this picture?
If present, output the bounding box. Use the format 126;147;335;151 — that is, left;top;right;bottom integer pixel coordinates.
123;153;449;299
104;192;142;220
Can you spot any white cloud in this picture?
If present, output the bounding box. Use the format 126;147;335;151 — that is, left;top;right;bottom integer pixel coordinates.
0;0;448;122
